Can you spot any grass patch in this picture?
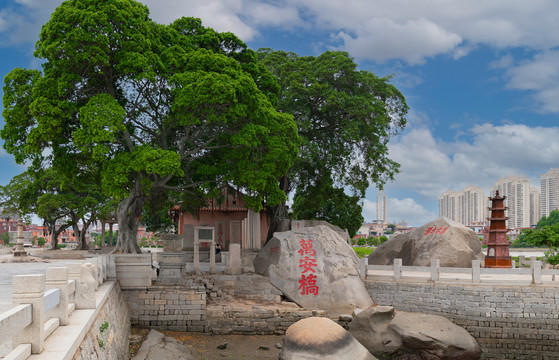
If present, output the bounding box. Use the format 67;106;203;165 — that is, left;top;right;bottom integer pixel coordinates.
353;247;374;258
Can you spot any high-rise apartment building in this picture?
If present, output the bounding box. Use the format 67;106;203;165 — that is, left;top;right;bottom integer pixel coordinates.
377;190;388;224
541;168;559;219
490;175;540;228
438;186;487;225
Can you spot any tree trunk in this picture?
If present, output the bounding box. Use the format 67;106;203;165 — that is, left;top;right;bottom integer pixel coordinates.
265;175;291;243
113;187;145;254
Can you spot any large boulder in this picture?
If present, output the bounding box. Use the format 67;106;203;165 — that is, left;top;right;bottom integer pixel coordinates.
280;317;376;360
349;306;481;360
131;329;197;360
368;217;484;267
254;225;373;313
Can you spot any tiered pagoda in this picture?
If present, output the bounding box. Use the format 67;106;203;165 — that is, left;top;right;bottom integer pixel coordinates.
485;190;511;268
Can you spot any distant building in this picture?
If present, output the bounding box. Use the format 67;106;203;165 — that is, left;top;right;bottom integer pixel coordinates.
438;185;487;226
541;168;559;219
376;190;388;224
490;175;539;228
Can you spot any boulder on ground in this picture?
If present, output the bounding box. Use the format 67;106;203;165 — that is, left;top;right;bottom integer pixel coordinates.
279;317;376;360
349;306;481;360
254;226;373;313
131;329;197;360
368;217;484;267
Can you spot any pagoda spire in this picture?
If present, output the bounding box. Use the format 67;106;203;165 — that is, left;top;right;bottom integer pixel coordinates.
485;190;511;268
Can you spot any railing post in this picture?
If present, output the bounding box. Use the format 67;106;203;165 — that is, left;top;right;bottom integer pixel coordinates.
511;259;516;268
431;259;440;282
393;258;402;279
46;267;69;325
532;260;542;284
519;255;525;267
12;274;45;354
471;260;481;283
359;256;367;279
75;263;96;309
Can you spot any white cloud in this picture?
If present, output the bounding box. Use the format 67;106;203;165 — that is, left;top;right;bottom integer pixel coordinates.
388;197;437;226
387;122;559;200
335;18;462;64
362;196;436;227
503;51;559;113
362;199;377;222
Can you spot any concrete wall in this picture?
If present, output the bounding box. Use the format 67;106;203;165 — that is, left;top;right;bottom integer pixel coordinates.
72;284;130;360
365;279;559;360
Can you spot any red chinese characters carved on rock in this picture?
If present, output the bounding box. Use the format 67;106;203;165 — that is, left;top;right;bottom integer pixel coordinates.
298;273;319;296
297;239;319;296
298;239;316;257
424;226;448;236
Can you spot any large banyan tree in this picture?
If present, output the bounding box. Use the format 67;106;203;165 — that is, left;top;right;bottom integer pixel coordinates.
1;0;299;253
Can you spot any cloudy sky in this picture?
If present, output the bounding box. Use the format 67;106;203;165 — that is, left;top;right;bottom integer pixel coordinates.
1;0;559;226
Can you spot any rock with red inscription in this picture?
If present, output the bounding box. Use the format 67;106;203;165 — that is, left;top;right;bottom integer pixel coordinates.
348;306;481;360
367;217;484;267
254;225;373;313
280;317;376;360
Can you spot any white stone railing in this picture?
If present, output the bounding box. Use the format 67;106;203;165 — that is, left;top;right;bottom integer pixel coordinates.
360;257;559;285
0;255;109;359
0;248;11;256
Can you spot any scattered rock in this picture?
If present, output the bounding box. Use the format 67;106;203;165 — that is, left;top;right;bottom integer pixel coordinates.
276;342;283;349
339;314;353;322
279;317;376;360
349;306;481;359
368;217;484;267
254;226;373;313
129;334;143;345
131;329;197;360
217;342;228;350
259;345;270;350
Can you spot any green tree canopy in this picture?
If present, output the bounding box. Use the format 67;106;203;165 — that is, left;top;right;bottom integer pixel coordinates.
257;49;407;237
292;175;364;237
2;0;299;253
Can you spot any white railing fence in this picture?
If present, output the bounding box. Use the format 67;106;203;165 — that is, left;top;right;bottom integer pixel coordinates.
360;257;559;285
0;255;109;359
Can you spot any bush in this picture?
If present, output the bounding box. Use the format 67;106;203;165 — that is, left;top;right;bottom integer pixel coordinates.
545;248;559;265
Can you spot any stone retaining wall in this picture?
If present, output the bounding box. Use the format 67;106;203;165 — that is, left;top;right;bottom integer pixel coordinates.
206;305;326;335
209;273;283;302
365;279;559;360
73;283;130;360
123;286;206;332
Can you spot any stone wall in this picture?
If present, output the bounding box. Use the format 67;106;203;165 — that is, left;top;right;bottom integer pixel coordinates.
207;305;326;335
210;273;283;302
73;283;130;360
365;279;559;360
123;286;206;332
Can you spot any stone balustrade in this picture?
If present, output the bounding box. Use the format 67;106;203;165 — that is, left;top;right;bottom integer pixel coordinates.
360;257;557;285
0;255;109;359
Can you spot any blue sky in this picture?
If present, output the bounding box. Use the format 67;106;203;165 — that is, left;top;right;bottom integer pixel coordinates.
2;0;559;226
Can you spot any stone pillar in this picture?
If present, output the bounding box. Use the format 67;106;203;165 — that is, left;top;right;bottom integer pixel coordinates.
532;260;542;284
75;263;96;309
12;274;45;353
228;243;242;274
13;218;27;257
471;260;481;283
359;256;367;279
183;224;194;250
101;221;106;246
393;258;402;279
430;259;440;282
46;267;69;325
